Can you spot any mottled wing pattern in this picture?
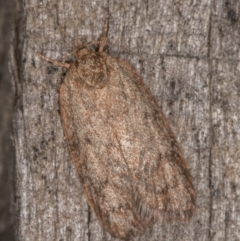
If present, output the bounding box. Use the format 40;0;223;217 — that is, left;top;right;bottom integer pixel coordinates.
60;48;195;240
115;58;195;220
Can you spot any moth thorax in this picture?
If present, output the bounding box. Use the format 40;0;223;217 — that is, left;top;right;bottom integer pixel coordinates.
75;48;109;89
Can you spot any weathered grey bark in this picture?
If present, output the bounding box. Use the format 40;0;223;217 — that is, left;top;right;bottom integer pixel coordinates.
13;0;240;240
0;0;21;240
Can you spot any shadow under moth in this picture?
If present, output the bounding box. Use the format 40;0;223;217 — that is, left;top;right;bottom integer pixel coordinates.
37;16;195;240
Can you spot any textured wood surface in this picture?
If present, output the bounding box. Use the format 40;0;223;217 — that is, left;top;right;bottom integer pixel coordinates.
0;0;18;240
13;0;240;240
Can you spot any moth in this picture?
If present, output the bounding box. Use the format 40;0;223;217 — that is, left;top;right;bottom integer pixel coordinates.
37;16;195;240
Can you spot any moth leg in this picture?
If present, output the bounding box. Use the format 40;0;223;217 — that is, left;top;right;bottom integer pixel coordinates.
35;52;70;68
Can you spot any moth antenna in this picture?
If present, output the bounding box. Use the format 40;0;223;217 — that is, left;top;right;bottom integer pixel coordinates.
99;15;109;52
35;51;70;68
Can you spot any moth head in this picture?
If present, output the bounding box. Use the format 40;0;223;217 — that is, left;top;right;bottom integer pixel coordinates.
74;47;109;89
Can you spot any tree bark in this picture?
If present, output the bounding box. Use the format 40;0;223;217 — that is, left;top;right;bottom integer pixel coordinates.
13;0;240;240
0;0;21;240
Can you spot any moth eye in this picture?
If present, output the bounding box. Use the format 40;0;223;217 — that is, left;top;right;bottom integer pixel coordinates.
88;45;98;52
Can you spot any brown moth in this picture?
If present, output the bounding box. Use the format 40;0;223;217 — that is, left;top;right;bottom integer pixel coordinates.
37;16;195;240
